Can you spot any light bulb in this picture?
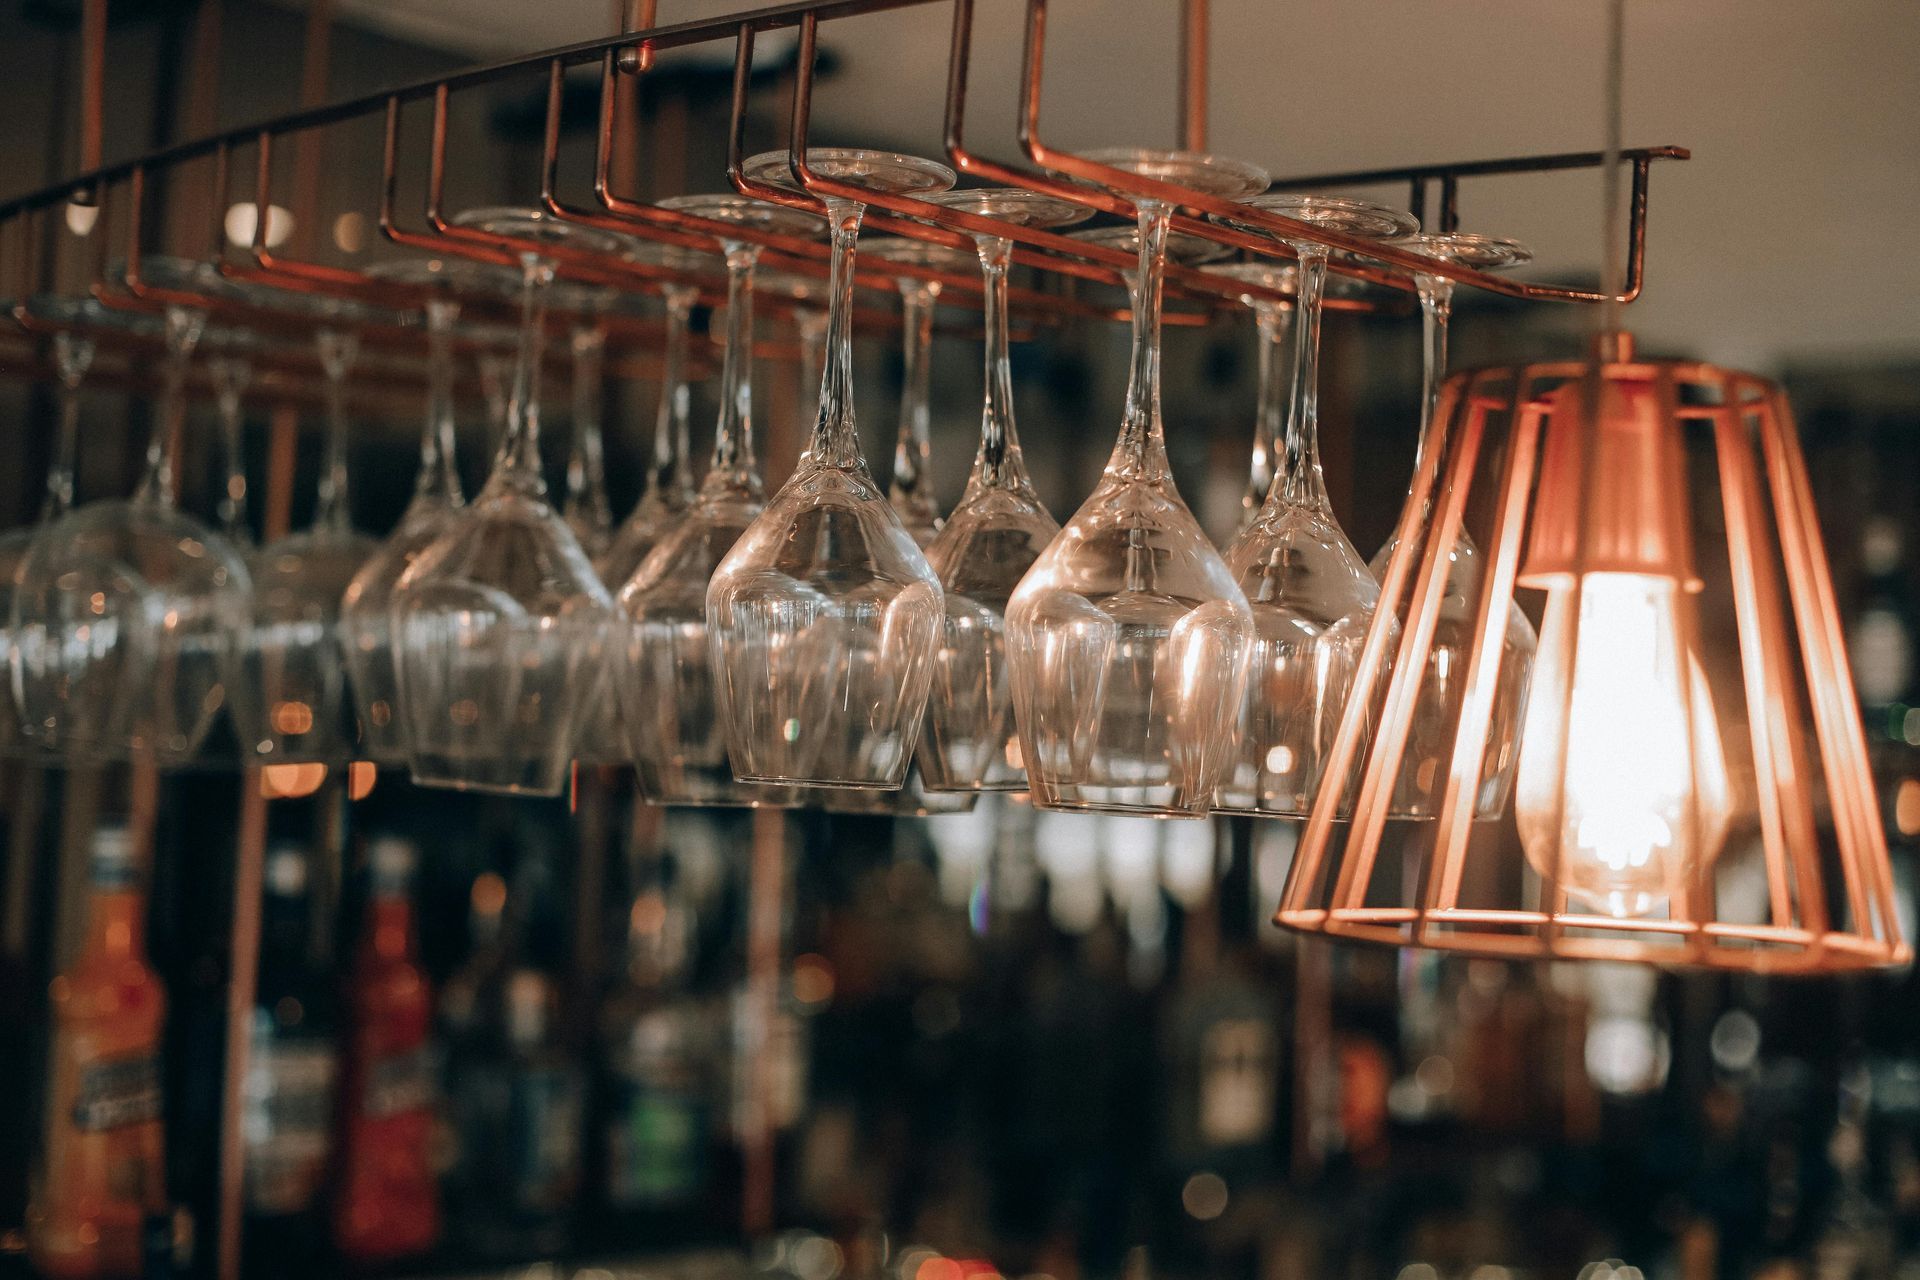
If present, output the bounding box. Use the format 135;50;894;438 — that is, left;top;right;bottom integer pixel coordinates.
1514;572;1732;919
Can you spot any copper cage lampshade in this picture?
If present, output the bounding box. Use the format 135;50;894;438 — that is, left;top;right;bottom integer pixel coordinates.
1275;337;1910;973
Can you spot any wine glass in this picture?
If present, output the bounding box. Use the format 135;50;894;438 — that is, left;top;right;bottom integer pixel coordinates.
859;237;976;547
340;257;518;764
0;316;98;752
706;149;955;790
12;299;250;763
611;193;819;806
1005;149;1267;817
1210;193;1416;817
1199;261;1297;532
914;188;1091;794
389;209;617;796
1367;232;1538;819
231;320;385;763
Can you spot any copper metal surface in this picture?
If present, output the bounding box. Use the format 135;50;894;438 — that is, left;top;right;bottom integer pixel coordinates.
1276;353;1908;974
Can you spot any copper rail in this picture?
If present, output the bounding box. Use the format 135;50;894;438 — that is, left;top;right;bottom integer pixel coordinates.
1;0;1687;364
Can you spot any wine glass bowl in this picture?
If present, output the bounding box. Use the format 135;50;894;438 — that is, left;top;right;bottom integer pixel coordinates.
1007;150;1267;817
707;150;955;789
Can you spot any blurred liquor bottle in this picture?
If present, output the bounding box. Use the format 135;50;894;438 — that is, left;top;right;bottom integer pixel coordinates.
332;837;439;1268
441;864;584;1262
241;843;340;1277
1850;516;1917;751
593;857;714;1240
27;827;167;1280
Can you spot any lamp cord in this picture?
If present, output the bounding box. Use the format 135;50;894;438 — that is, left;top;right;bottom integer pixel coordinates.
1600;0;1626;336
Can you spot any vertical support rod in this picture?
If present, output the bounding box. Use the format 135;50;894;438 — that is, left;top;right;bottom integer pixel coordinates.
741;808;786;1238
78;0;106;182
1177;0;1207;153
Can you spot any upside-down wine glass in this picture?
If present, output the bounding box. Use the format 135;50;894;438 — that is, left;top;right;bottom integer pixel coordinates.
390;208;617;795
706;149;955;790
613;193;820;807
12;298;250;763
1367;232;1538;818
1210;193;1417;817
232;317;384;762
861;237;974;547
0;319;97;752
915;189;1090;794
1006;149;1268;817
813;234;983;817
1200;260;1297;532
340;258;515;763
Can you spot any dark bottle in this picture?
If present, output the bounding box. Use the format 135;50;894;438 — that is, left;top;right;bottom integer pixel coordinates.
1850;516;1918;741
332;837;440;1267
595;877;712;1237
240;843;339;1277
441;869;585;1263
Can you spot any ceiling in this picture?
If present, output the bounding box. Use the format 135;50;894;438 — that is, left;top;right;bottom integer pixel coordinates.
319;0;1918;374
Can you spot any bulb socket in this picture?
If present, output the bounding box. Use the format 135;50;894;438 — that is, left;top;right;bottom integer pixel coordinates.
1519;365;1700;590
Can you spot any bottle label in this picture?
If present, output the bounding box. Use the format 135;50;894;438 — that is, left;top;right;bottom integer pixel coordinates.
243;1030;339;1215
365;1046;435;1119
513;1068;583;1211
607;1092;702;1206
72;1053;163;1132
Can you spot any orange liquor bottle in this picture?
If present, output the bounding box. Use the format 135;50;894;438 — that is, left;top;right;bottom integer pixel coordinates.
331;836;440;1266
28;826;167;1280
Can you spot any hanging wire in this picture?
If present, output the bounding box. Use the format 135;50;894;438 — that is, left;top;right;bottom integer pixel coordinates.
1599;0;1627;336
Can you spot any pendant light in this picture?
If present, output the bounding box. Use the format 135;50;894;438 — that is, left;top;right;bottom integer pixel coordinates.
1275;0;1907;973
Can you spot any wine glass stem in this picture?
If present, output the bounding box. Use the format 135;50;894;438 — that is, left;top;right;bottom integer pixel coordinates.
1245;301;1291;519
496;255;555;489
212;360;250;541
420;298;463;506
808;197;865;469
42;331;93;522
137;307;204;507
1278;243;1331;511
974;236;1027;490
797;310;828;427
314;329;359;532
1112;199;1171;481
565;321;609;533
710;243;762;491
1413;274;1453;473
891;279;939;520
654;286;697;497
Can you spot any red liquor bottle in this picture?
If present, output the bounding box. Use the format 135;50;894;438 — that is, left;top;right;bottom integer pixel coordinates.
331;837;439;1265
28;826;167;1280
